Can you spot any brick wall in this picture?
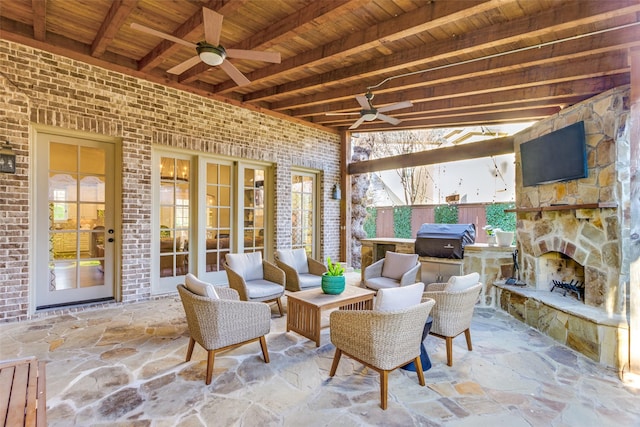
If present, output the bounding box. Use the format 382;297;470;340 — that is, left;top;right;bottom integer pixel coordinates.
0;40;341;322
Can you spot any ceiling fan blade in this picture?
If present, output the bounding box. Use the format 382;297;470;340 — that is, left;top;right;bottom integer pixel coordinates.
130;23;196;48
202;7;223;46
325;112;360;116
377;114;401;125
349;116;366;130
377;100;413;113
226;49;281;63
355;95;370;110
219;60;251;86
167;55;203;74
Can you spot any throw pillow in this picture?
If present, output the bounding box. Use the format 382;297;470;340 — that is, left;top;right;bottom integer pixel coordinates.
374;282;425;312
381;252;418;280
291;248;309;274
444;272;480;292
185;273;219;299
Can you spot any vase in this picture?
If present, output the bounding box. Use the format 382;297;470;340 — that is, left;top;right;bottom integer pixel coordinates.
496;231;514;247
321;273;346;294
487;235;497;246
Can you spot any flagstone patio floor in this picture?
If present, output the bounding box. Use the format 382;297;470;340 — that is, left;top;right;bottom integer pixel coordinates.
1;273;639;426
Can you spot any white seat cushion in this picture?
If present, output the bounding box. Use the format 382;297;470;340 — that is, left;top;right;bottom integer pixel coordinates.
374;282;425;312
365;276;400;291
246;280;284;299
185;273;219;299
226;252;264;281
444;272;480;292
381;252;418;280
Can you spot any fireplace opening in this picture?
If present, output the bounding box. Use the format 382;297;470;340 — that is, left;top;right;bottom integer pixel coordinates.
536;251;585;302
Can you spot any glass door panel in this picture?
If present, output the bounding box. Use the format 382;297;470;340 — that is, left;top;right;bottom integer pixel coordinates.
291;172;316;257
36;134;114;308
204;162;232;275
159;157;190;280
242;167;265;254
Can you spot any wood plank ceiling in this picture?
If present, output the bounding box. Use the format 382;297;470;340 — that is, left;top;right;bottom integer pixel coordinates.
1;0;639;133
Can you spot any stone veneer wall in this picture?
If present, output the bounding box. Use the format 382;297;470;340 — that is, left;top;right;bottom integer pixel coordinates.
0;40;341;322
497;86;631;370
513;85;630;315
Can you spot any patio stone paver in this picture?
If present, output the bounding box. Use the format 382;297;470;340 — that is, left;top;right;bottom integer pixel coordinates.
1;275;638;426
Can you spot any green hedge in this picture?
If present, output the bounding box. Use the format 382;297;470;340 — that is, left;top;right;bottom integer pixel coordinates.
485;203;516;231
363;207;377;238
434;204;459;224
393;206;412;238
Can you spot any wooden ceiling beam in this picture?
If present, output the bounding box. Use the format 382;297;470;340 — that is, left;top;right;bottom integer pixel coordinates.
289;51;629;117
31;0;47;41
210;0;500;94
91;0;137;58
249;0;640;106
267;24;640;112
313;97;588;126
347;136;515;175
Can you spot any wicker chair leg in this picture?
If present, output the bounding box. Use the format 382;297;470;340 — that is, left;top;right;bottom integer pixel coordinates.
275;298;284;317
259;336;270;363
186;337;195;362
205;350;215;385
380;370;389;410
464;329;473;351
414;356;425;386
445;336;453;367
329;349;342;376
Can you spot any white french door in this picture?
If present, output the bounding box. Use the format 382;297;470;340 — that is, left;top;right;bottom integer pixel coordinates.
153;151;271;291
34;132;116;308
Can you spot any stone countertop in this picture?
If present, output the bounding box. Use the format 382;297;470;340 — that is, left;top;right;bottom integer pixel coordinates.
360;237;415;244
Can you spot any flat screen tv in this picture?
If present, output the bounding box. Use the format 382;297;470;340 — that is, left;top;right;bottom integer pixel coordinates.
520;121;587;187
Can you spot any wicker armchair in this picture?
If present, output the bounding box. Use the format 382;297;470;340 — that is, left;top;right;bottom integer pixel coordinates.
223;252;286;316
363;251;421;291
422;273;482;367
328;298;436;409
177;284;271;385
275;248;327;292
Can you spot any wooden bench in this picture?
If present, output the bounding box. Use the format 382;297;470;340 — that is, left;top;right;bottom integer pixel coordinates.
0;357;46;427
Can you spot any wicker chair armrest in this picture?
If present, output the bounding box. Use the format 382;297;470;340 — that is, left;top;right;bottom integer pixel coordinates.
308;257;328;276
205;298;271;348
223;262;249;301
263;260;286;286
275;259;301;291
216;286;240;301
399;263;421;286
425;282;448;292
330;301;434;370
364;259;384;280
426;283;482;337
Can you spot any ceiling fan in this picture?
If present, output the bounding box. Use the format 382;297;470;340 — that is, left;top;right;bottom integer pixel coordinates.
131;7;281;87
327;91;413;130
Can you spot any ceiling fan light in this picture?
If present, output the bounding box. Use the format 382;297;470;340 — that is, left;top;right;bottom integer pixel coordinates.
361;110;378;121
197;43;226;66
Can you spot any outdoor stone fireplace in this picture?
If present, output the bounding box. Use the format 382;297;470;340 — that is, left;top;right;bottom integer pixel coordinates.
495;86;632;370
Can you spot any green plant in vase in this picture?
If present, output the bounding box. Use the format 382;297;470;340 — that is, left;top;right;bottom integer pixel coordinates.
322;256;346;294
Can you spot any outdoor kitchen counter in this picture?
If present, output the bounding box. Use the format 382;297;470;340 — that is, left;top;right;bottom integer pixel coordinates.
360;238;515;307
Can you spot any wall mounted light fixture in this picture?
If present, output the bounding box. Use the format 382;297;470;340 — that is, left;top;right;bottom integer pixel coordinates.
0;142;16;174
332;184;341;200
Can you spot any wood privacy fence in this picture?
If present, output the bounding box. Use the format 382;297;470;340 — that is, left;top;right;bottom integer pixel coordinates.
374;203;494;243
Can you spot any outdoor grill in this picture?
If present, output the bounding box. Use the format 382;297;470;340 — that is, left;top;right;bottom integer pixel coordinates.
415;223;476;259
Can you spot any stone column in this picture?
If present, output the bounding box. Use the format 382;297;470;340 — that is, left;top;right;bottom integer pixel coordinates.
629;47;640;374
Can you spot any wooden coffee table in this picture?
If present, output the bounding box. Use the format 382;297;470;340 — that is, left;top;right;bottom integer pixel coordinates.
286;286;375;347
